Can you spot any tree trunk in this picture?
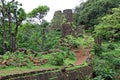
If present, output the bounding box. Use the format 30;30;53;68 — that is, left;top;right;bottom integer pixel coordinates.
13;24;19;52
12;8;18;52
2;17;7;52
8;7;13;52
41;28;45;51
94;36;102;46
1;0;7;53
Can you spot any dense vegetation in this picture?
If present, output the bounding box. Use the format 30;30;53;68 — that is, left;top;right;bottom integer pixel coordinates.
75;0;120;29
0;0;120;80
74;0;120;80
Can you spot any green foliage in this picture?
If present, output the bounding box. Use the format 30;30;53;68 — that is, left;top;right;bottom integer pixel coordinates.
75;0;120;28
93;44;103;56
50;51;76;66
49;52;64;66
59;34;94;52
17;23;41;51
0;0;26;53
45;30;61;50
95;6;120;41
28;5;49;22
51;11;66;29
18;22;61;51
92;58;115;80
92;42;120;80
18;8;26;20
0;51;50;69
102;52;120;70
41;50;76;66
107;44;115;50
65;35;81;49
93;76;105;80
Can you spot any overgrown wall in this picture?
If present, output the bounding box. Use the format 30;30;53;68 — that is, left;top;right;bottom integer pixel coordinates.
0;66;92;80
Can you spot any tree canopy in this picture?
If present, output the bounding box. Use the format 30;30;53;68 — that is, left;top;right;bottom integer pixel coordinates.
28;5;49;23
0;0;26;53
75;0;120;29
95;6;120;41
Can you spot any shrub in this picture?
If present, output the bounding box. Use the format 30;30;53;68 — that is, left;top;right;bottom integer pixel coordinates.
0;51;49;69
67;51;76;60
107;44;115;50
65;35;81;49
49;52;64;66
93;76;104;80
93;44;103;56
92;57;115;80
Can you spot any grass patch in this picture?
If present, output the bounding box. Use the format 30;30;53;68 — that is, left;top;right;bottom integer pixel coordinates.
0;64;60;76
66;63;88;70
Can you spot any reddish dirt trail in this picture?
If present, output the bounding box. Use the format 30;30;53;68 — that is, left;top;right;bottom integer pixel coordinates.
74;36;92;65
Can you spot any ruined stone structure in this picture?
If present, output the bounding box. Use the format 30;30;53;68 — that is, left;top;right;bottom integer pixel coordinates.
62;23;72;37
0;66;92;80
51;9;73;37
61;9;74;37
51;10;64;30
51;9;84;37
63;9;73;22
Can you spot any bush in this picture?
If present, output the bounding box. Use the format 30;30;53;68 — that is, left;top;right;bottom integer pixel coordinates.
49;52;64;66
65;35;81;49
0;51;49;69
67;51;76;60
92;57;115;80
93;76;104;80
93;44;103;56
107;44;115;50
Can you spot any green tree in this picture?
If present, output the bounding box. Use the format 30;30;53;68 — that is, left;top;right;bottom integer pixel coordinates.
17;23;42;51
8;1;26;52
40;20;49;51
0;0;26;53
28;5;49;51
0;0;8;53
75;0;120;29
95;6;120;41
28;5;49;23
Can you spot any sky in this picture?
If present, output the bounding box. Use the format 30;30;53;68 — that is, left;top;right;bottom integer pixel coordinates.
16;0;87;22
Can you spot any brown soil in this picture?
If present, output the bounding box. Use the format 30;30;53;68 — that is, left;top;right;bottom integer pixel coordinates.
74;36;92;65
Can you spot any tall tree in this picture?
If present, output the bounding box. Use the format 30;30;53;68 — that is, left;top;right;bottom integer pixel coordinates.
40;20;49;51
28;5;49;51
10;1;26;52
75;0;120;29
28;5;49;24
95;6;120;41
0;0;26;53
0;0;8;52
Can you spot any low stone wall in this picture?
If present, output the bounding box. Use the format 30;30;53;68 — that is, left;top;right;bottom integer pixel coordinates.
0;66;92;80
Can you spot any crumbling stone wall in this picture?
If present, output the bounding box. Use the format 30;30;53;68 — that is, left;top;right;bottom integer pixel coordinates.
61;9;73;37
63;9;73;22
51;9;84;37
62;23;72;37
51;10;65;30
0;66;92;80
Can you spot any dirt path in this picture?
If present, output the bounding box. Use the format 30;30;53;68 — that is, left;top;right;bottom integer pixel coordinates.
74;36;92;65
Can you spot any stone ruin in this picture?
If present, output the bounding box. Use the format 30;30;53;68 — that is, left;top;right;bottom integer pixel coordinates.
62;23;72;37
63;9;73;22
61;9;74;37
51;10;63;30
51;9;74;37
51;9;84;37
